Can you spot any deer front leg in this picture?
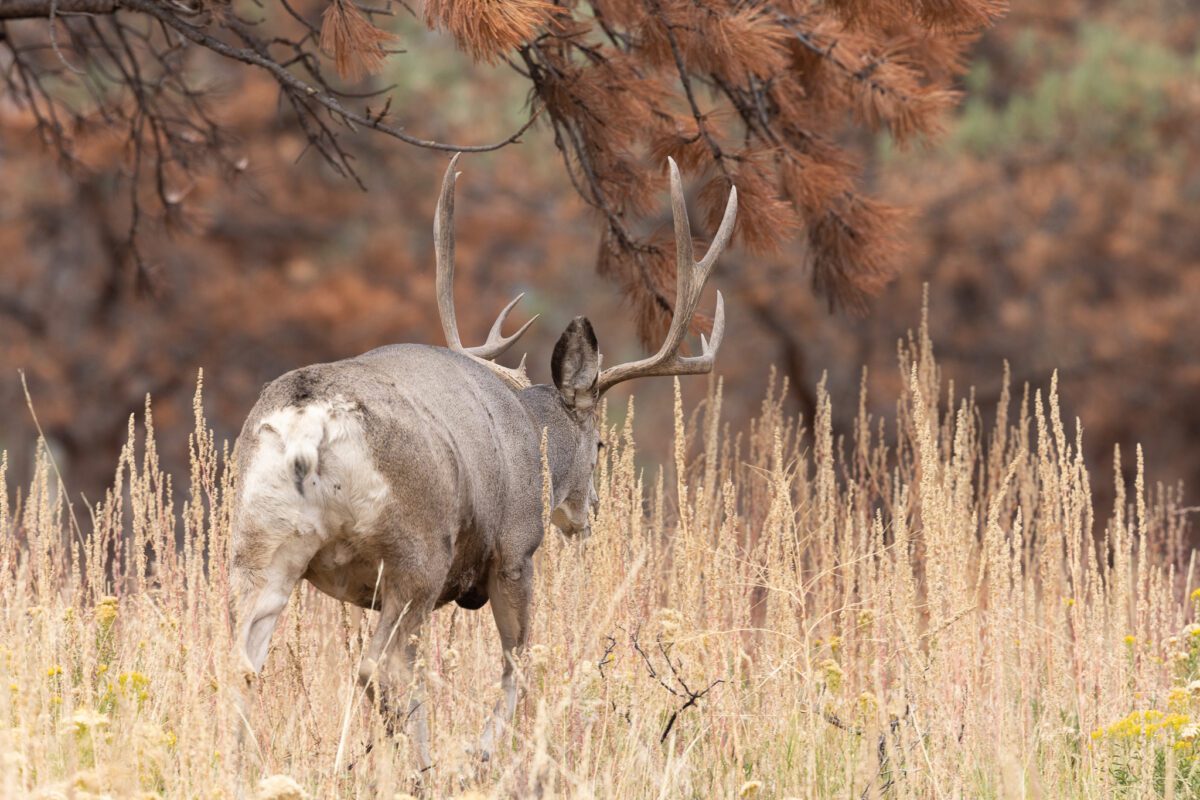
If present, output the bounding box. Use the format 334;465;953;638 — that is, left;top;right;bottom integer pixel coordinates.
477;557;532;762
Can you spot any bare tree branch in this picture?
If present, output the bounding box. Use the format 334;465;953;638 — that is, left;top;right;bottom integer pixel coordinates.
121;0;539;153
0;0;117;19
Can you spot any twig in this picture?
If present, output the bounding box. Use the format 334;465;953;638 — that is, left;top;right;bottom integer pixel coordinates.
47;0;86;74
629;628;723;743
598;634;617;677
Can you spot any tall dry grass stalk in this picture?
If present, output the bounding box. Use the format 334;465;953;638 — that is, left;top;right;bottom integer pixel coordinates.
1;309;1196;798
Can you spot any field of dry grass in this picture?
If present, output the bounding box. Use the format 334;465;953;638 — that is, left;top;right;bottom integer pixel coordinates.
1;311;1197;799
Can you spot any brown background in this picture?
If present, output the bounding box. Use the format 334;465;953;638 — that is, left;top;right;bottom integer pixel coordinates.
1;0;1197;512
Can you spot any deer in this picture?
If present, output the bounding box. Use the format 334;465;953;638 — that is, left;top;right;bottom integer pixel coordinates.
228;154;736;772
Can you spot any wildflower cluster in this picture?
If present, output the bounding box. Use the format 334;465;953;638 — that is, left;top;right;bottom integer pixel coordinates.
1091;614;1200;793
94;597;118;630
99;671;151;713
819;659;844;693
1166;618;1200;686
1091;710;1191;745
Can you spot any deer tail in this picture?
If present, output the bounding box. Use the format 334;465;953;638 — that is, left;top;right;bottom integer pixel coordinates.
284;407;326;497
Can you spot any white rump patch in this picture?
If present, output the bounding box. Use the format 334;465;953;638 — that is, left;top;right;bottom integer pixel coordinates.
241;397;390;544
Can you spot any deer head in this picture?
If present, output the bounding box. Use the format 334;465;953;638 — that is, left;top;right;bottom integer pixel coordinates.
433;153;737;537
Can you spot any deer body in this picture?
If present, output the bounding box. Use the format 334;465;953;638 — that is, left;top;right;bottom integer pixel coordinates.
233;344;584;615
229;155;735;773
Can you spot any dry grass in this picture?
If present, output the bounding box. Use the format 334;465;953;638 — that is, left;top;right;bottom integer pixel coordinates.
1;309;1196;799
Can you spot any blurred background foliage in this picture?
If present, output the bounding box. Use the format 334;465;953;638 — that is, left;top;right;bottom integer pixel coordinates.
0;0;1197;514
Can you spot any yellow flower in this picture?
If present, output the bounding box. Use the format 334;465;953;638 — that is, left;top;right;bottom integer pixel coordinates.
1163;712;1190;731
118;671;150;690
46;665;62;678
1093;709;1192;743
819;658;844;692
1064;597;1075;607
117;671;151;703
1191;588;1200;603
827;635;842;653
95;596;118;629
739;781;763;798
1123;635;1136;647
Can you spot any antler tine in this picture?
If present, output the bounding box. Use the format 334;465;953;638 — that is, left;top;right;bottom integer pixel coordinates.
670;156;696;291
596;158;737;395
465;292;540;360
700;289;726;360
434;152;464;352
433;153;535;389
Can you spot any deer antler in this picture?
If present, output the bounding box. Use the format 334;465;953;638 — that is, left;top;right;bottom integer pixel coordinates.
596;157;737;395
435;153;537;389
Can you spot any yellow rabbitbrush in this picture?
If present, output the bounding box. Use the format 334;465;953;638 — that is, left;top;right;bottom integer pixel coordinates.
0;308;1194;798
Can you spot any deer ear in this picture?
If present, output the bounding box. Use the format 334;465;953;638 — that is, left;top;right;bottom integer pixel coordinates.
552;316;599;410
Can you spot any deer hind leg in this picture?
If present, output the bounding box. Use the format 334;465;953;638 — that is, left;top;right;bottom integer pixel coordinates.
477;556;532;762
359;591;435;773
230;534;321;746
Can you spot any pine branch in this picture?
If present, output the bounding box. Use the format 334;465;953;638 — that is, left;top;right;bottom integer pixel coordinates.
645;0;728;176
3;0;1003;329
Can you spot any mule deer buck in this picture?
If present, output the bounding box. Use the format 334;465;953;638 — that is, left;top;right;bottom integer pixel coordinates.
229;155;736;770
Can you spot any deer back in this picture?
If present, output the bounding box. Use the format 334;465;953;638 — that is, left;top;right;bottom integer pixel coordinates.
232;343;546;605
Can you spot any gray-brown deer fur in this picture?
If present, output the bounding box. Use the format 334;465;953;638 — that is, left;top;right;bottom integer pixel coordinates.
229;154;736;770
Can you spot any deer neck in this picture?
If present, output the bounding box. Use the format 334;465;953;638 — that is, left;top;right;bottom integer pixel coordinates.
517;385;591;497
